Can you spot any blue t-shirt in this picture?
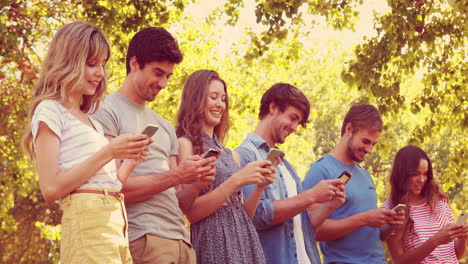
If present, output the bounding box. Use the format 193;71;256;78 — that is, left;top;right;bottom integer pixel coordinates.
302;154;386;264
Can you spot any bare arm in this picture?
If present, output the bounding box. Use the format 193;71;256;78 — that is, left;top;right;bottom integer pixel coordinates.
175;137;216;213
315;208;395;241
307;189;345;230
271;179;342;226
36;123;148;203
387;224;466;263
106;135;212;204
454;226;468;259
186;160;271;224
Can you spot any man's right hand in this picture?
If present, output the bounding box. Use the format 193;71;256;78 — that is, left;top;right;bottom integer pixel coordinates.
176;155;216;185
364;208;396;228
308;179;344;204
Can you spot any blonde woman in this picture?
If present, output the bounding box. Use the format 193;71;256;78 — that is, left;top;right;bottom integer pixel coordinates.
23;21;151;263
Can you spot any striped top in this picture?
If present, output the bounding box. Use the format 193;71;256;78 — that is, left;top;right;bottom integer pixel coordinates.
381;199;459;264
31;100;121;192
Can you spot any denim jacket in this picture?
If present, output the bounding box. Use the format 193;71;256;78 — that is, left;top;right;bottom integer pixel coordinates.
236;133;321;264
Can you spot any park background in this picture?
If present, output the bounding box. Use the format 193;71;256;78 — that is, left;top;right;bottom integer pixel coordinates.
0;0;466;263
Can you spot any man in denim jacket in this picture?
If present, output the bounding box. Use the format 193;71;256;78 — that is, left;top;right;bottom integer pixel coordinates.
236;83;345;264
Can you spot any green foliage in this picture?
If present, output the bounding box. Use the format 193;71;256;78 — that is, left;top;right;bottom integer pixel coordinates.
1;0;466;263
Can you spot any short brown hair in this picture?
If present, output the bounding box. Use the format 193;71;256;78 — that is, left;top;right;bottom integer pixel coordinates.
341;104;382;136
259;83;310;127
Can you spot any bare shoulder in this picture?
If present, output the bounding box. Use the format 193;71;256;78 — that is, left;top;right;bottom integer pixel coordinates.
178;137;194;149
177;137;194;161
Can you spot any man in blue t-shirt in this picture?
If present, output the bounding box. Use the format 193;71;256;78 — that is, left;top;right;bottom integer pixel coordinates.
303;104;403;264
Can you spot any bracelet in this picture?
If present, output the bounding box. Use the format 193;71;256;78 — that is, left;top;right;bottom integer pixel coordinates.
219;184;229;201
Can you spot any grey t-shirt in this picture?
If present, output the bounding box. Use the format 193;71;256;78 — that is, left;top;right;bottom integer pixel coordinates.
92;92;189;243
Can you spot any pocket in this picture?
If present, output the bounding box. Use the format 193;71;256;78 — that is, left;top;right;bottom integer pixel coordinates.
130;234;148;264
264;180;282;200
59;205;72;263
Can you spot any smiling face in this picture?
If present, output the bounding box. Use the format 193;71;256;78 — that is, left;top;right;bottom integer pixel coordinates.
345;128;380;163
408;159;429;200
129;58;175;104
203;80;226;130
81;55;107;96
270;105;303;144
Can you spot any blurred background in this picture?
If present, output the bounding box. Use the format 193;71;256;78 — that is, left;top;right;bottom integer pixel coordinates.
0;0;466;262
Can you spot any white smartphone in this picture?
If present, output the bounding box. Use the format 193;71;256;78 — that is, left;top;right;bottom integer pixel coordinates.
265;148;284;164
338;171;352;184
201;148;220;159
140;124;159;138
392;204;407;211
456;212;468;225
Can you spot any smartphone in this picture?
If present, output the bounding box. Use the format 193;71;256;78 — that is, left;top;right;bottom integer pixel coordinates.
392;204;407;211
456;212;468;225
201;148;220;159
338;171;352;184
265;148;284;164
140;124;159;138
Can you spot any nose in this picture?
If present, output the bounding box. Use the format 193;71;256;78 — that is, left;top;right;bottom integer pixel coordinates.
96;65;104;77
215;98;224;107
157;77;168;89
364;145;373;154
416;174;425;183
290;121;299;132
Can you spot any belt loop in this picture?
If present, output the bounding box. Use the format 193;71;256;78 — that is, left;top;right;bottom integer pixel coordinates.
104;189;109;203
64;193;72;205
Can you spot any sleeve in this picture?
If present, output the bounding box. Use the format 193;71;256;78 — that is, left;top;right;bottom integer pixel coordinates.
380;200;392;210
31;100;63;146
91;99;119;137
302;161;329;191
236;145;275;230
167;122;179;156
442;199;455;223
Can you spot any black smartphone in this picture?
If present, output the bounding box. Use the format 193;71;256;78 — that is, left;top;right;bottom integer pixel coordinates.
140;124;159;138
201;148;220;159
338;171;352;184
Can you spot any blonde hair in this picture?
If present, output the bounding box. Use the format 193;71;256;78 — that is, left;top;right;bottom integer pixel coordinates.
23;21;110;159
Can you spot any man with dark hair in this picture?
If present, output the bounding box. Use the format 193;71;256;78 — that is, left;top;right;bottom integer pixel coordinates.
303;104;403;264
236;83;345;264
93;27;214;264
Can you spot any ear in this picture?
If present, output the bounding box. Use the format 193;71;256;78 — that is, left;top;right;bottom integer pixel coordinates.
129;56;140;73
344;122;353;135
268;102;279;116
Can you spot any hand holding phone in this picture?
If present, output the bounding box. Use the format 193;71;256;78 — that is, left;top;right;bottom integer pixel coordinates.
140;124;159;138
456;212;468;225
338;171;352;184
201;148;221;159
265;148;284;164
392;204;407;212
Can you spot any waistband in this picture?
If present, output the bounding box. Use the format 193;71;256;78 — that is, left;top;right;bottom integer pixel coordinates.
71;188;123;198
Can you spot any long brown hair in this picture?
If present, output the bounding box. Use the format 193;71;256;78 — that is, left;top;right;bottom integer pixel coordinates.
176;70;229;155
389;145;447;232
23;21;110;159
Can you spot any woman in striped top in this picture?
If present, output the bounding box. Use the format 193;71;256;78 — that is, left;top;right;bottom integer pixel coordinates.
382;145;468;264
23;22;151;263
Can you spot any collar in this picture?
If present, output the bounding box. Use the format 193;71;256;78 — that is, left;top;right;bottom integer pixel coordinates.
246;133;286;159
